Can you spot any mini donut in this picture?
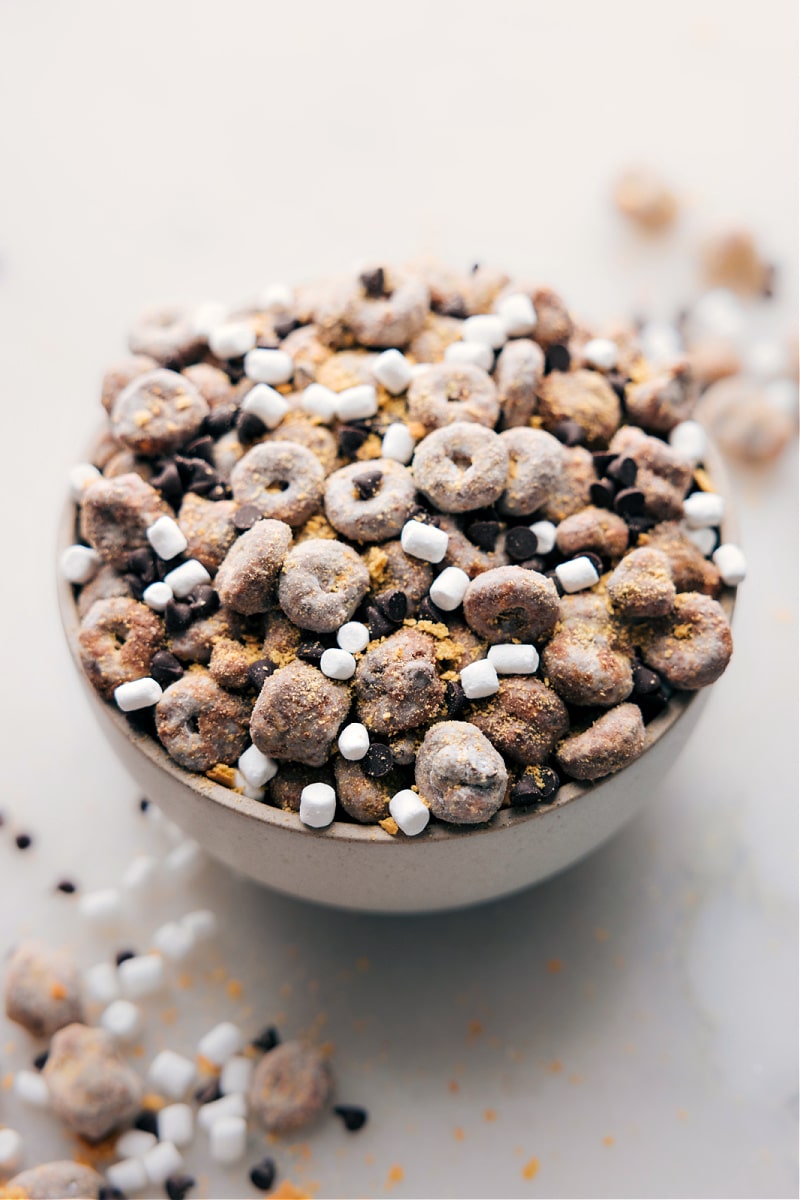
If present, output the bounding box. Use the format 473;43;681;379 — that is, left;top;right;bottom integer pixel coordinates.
407;362;499;431
555;703;646;781
415;721;507;824
250;660;351;767
128;304;204;365
355;628;444;735
495;338;545;429
278;538;369;632
215;519;293;614
324;459;416;542
78;596;164;699
230;441;325;527
110;368;209;457
80;473;171;569
249;1042;333;1134
540;593;634;707
497;427;563;516
463;566;560;644
641;592;732;689
342;266;430;348
468;677;570;765
155;671;251;771
412;422;509;513
555;505;630;560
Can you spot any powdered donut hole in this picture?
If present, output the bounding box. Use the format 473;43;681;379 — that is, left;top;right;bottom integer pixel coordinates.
412;422;509;513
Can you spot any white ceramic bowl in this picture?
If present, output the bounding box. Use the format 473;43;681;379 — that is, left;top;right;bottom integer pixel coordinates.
58;449;735;913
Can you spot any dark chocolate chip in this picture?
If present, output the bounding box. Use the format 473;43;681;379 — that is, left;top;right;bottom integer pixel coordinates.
608;456;638;487
134;1109;159;1135
632;663;662;696
185;459;220;497
252;1026;281;1053
237;410;267;445
363;743;394;778
249;1158;277;1191
510;767;560;807
233;504;261;531
184;435;215;464
224;356;246;383
625;514;656;542
589;480;616;509
592;451;617;477
165;1174;196;1200
359;266;386;298
376;590;407;623
124;574;146;601
15;834;32;850
544;344;571;374
607;371;629;402
248;658;274;691
445;680;467;718
33;1049;49;1071
518;555;548;572
115;949;136;967
418;595;448;624
274;314;300;338
354;469;383;500
297;641;325;665
637;687;672;724
551;419;584;446
165;600;193;633
334;1104;369;1132
338;425;369;457
98;1187;126;1200
56;879;77;894
187;585;220;619
436;296;467;319
125;706;157;737
614;488;646;517
204;406;237;438
127;548;158;583
366;605;396;640
139;798;150;812
150;462;184;507
546;569;565;597
150;650;185;688
194;1078;222;1106
572;550;604;575
505;526;539;562
465;519;501;551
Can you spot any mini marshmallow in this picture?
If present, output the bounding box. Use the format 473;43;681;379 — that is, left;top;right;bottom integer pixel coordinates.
163;559;211;598
69;462;101;500
337;722;370;762
114;677;163;712
220;1055;254;1096
444;341;494;371
301;383;338;422
192;302;228;338
495;292;538;337
460;659;500;699
78;887;123;925
197;1091;248;1131
198;1021;244;1066
148;1049;197;1099
122;854;161;893
669;420;708;466
143;1140;184;1185
381;422;415;464
209;1115;248;1164
712;543;747;586
461;313;507;349
60;545;101;584
241;382;290;429
237;744;278;789
388;789;430;837
116;1129;157;1159
529;520;557;555
582;338;620;370
429;566;470;611
235;771;265;801
164;839;206;881
764;378;799;417
13;1070;49;1108
555;557;600;593
119;953;165;998
258;283;294;311
0;1129;24;1176
683;491;725;529
180;909;218;942
410;362;434;378
142;581;173;612
100;999;143;1041
106;1158;148;1195
684;525;717;557
336;621;370;653
487;643;540;674
401;519;449;563
147;515;188;561
244;348;294;385
320;648;356;680
83;962;120;1005
209;321;256;359
373;348;413;395
335;384;378;421
152;921;195;961
299;782;337;829
158;1103;194;1148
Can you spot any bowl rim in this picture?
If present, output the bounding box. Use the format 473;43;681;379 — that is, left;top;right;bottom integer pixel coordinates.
58;440;737;846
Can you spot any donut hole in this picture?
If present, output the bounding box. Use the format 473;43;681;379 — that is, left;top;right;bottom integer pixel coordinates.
450;451;474;472
186;713;201;736
265;479;291;493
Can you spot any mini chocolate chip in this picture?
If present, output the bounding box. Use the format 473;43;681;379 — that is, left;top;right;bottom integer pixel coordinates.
505;526;539;562
625;514;656;543
761;263;777;300
297;641;325;665
204;406;238;438
607;371;629;402
546;569;565;597
224;356;246;383
150;462;184;507
233;503;261;531
510;767;560;807
465;520;501;551
150;650;185;688
248;658;274;691
334;1104;369;1132
366;605;396;640
15;834;32;850
165;1173;196;1200
274;314;300;338
125;706;157;737
184;435;215;464
592;451;617;477
376;590;407;623
572;550;604;574
127;548;158;583
188;585;220;618
139;798;150;812
436;296;468;319
165;600;193;633
589;480;616;509
632;663;662;695
134;1109;159;1135
470;261;481;273
608;456;637;487
551;419;584;446
418;595;448;624
33;1049;49;1071
98;1187;126;1200
185;459;220;497
363;743;394;778
544;344;571;374
354;469;383;500
237;410;267;445
614;488;646;517
114;951;135;969
359;266;386;298
56;879;77;894
445;680;467;717
252;1026;281;1052
124;574;146;601
519;555;548;572
194;1078;222;1106
338;425;369;457
249;1158;277;1191
637;686;672;725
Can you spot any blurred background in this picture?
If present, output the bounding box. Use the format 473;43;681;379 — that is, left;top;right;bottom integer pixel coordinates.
0;2;797;1198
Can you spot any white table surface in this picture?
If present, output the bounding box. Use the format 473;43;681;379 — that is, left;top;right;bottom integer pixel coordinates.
0;2;797;1197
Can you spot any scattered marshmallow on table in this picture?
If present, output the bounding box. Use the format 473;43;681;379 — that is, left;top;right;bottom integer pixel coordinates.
220;1055;254;1096
163;559;211;598
582;337;619;370
241;383;290;430
164;839;206;881
114;677;163;712
148;1049;197;1099
152;920;195;961
382;422;415;464
122;854;160;893
142;581;173;612
401;519;449;563
146;515;188;561
209;321;256;359
198;1021;244;1066
100;999;143;1042
684;526;717;557
106;1157;148;1196
158;1103;194;1148
529;520;557;555
0;1128;24;1175
210;1114;248;1164
460;659;500;699
683;491;725;529
13;1069;50;1108
237;744;278;789
337;722;370;762
429;566;470;612
299;782;337;829
301;383;338;422
444;340;494;371
119;953;165;998
669;419;708;466
373;348;413;395
78;887;123;925
69;462;101;501
244;348;294;385
335;384;378;421
712;543;747;585
143;1140;184;1185
461;313;507;349
487;643;540;674
116;1129;157;1159
336;621;370;654
84;961;120;1005
320;648;356;680
180;908;218;942
388;789;430;837
495;292;538;337
555;557;600;593
60;545;101;584
197;1091;248;1131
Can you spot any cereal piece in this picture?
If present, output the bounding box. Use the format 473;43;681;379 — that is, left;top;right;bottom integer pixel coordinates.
556;703;646;780
469;677;569;765
324;460;416;542
5;1161;104;1200
76;563;129;618
407;362;499;431
78;596;163;700
436;516;508;579
249;1041;333;1134
539;446;594;522
463;566;559;644
555;506;629;560
694;377;794;464
4;942;84;1039
529;286;574;350
282;324;333;390
641;521;722;596
168;607;245;665
80;473;171;569
495;338;545;429
613;167;677;232
408;312;463;363
537;369;621;447
333;759;393;823
101;355;159;414
44;1024;142;1142
641;592;733;689
338;267;430;348
251;660;350;766
269;762;335;811
541;592;634;706
369;540;434;613
209;637;261;690
269;416;339;475
182;362;233;409
607;547;676;618
608;426;694;520
155;673;251;771
278;539;369;632
128;305;203;365
230;442;325;527
212;429;246;481
355;628;444;735
497;427;563;516
110;369;208;457
702;229;771;295
413;422;508;513
215;520;293;614
415;721;507;824
177;494;238;573
624;363;696;434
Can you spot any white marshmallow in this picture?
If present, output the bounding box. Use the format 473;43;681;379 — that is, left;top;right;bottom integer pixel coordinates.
0;1128;23;1175
373;349;413;395
164;839;206;881
684;525;717;557
381;422;415;464
192;302;228;339
153;920;195;961
444;341;494;371
336;621;370;653
114;677;162;712
683;491;725;529
712;543;747;585
158;1103;194;1148
116;1129;157;1159
460;659;500;699
669;419;708;466
244;348;294;385
60;545;101;584
148;1050;197;1099
495;292;538;337
142;581;173;612
487;643;540;674
388;789;430;837
78;887;123;925
106;1158;148;1195
337;722;370;762
147;515;188;561
197;1091;248;1131
299;782;337;829
401;519;449;563
529;520;557;555
320;648;356;680
198;1021;244;1066
13;1070;49;1108
410;361;434;377
209;321;256;359
429;566;469;612
220;1055;254;1096
582;338;619;370
119;953;165;998
163;558;211;598
209;1115;248;1164
100;999;143;1041
258;283;294;311
301;383;338;422
241;383;290;430
83;962;120;1005
180;909;218;942
235;771;265;801
122;854;161;893
143;1140;184;1185
764;378;799;417
335;384;378;421
461;313;507;349
555;557;600;593
237;744;278;789
69;462;101;501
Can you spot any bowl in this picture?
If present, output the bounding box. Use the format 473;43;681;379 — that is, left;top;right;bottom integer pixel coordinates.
58;446;736;913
